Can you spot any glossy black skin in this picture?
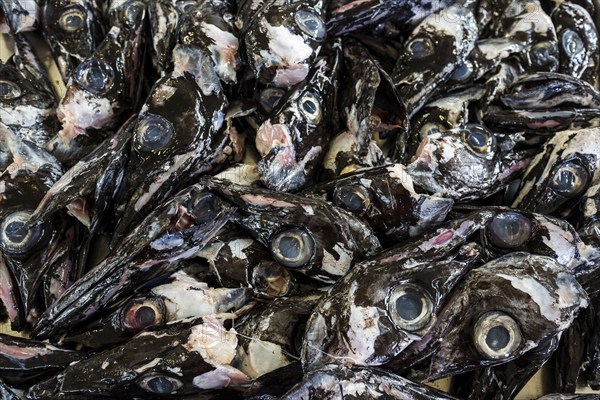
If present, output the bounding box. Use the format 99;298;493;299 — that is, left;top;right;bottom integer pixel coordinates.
41;0;105;80
27;317;242;399
31;185;235;340
147;0;179;73
453;335;559;400
256;41;341;192
501;72;600;109
45;1;146;165
202;177;381;283
305;164;453;244
302;211;491;371
552;2;599;88
280;364;459;400
402;253;586;381
552;307;590;393
483;108;600;133
0;333;81;388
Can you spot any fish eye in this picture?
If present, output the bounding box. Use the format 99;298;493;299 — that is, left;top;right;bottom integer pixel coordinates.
123;1;145;26
474;311;522;360
190;193;223;224
388;283;433;331
0;80;22;100
463;124;495;155
58;7;86;32
450;60;473;82
269;227;315;268
549;161;590;198
251;261;292;297
298;92;322;124
134;114;174;152
122;296;166;333
176;0;197;12
294;10;326;40
529;41;558;67
332;184;371;215
74;59;115;96
486;211;532;249
137;373;183;394
0;211;45;255
561;29;584;57
419;123;443;139
259;87;286;114
407;37;433;59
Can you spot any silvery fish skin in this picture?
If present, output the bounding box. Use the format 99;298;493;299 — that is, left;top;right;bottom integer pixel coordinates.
27;316;250;398
305;164;454;244
392;3;478;118
407;126;530;200
62;270;251;349
552;2;599;88
239;0;327;87
0;0;38;32
255;42;340;192
235;293;322;379
302;211;491;371
31;186;234;340
512;128;600;219
415;252;587;381
0;36;57;147
280;364;459;400
202;177;382;283
45;2;146;165
41;0;105;80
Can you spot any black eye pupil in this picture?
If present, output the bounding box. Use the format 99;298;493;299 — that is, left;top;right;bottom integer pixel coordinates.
75;60;114;95
0;83;11;97
562;30;584;56
468;131;487;148
5;221;28;243
395;293;422;321
487;211;532;249
278;236;301;260
302;99;317;115
409;39;431;58
64;14;83;29
302;17;319;31
135;306;157;329
486;325;511;351
192;194;220;224
146;376;174;394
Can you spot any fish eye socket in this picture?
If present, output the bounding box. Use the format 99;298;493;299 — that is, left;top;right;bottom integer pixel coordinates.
251;261;292;298
487;211;532;249
474;311;522;360
190;193;222;224
388;284;433;331
463;124;495;155
529;41;558;67
176;0;197;12
407;37;433;59
561;29;584;57
0;80;22;100
137;373;183;394
333;185;371;215
270;227;315;268
549;161;589;198
134;114;174;152
122;296;166;333
450;61;473;82
0;211;44;255
298;92;322;124
74;60;115;96
58;8;86;32
259;87;286;114
294;10;326;40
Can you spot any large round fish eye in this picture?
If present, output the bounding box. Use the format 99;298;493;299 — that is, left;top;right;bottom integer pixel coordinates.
134;114;175;152
251;261;292;298
332;184;371;215
407;37;434;59
529;41;559;68
561;29;585;57
463;124;495;155
58;7;86;32
487;211;532;249
137;373;183;394
259;87;286;114
74;59;115;96
388;283;433;331
0;80;22;100
0;211;44;255
270;228;315;268
294;10;326;40
474;311;522;360
450;60;473;82
121;296;166;333
549;161;589;198
298;91;322;124
190;193;222;225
